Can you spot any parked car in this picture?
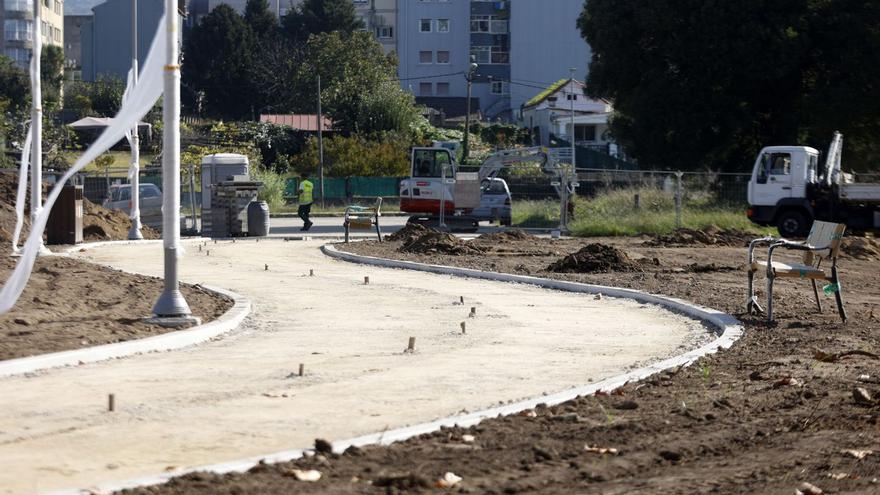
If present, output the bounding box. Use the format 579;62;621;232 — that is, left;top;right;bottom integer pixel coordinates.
103;183;164;227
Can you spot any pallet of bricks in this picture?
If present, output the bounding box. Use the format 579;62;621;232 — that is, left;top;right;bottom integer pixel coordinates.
208;182;261;237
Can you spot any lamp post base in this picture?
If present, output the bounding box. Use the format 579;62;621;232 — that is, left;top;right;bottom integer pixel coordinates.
144;315;202;328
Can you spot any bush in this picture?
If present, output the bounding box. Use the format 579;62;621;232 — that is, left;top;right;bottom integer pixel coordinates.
290;133;410;177
252;167;287;211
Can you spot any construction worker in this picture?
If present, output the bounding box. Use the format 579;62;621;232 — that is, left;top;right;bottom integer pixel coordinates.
297;172;314;231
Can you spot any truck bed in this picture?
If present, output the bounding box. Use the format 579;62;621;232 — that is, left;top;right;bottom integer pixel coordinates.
840;183;880;202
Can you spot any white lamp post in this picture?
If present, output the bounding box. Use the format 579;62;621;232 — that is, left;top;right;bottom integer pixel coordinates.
128;0;143;239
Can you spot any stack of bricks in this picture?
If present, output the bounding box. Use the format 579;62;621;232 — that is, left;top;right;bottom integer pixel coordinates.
208;182;261;237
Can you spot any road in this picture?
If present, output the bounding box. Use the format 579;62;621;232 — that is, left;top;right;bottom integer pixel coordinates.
267;215;509;238
0;240;709;494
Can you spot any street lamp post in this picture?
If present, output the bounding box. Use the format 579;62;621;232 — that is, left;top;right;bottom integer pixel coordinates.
152;0;194;323
31;0;46;254
462;60;478;163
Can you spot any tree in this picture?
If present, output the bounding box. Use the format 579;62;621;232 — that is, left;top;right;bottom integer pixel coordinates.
182;4;252;119
40;45;64;112
281;0;363;42
0;55;29;115
578;0;880;171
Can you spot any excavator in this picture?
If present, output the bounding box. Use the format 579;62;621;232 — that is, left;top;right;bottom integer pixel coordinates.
399;146;576;232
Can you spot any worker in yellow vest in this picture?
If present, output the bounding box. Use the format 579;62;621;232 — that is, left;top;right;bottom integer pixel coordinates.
297;172;314;231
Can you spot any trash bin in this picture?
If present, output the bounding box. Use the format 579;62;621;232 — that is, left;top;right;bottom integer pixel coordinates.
247;200;270;237
47;185;83;245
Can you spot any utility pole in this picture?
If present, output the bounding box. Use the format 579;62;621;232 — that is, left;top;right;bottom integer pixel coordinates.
569;67;576;169
152;0;193;322
128;0;143;239
462;59;478;163
31;0;45;254
317;75;324;208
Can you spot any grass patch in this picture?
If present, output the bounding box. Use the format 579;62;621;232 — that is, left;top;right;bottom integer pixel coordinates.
512;199;561;228
61;151;158;173
569;187;761;236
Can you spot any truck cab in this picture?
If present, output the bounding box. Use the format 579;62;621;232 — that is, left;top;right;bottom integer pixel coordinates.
747;146;820;236
747;135;880;236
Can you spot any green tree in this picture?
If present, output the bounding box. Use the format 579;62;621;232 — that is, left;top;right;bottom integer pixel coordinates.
182;4;252;119
579;0;880;171
281;0;363;42
0;55;29;115
40;45;64;112
63;75;125;117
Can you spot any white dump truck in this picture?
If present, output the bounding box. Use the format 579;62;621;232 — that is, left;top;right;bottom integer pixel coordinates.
747;132;880;236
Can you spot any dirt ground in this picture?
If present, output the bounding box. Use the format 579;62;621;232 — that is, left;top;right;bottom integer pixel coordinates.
0;173;226;361
0;255;232;361
128;229;880;495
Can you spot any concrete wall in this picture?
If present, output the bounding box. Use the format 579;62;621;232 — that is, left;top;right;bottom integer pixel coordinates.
81;0;162;81
509;0;591;121
397;0;469;99
64;14;90;68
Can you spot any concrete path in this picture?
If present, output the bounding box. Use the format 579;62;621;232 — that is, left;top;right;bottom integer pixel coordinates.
0;240;709;494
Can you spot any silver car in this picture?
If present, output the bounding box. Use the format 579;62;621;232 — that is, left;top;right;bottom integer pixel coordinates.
103;183;164;228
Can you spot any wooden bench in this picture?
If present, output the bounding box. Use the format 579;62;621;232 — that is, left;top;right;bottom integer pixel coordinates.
747;221;847;323
343;197;383;243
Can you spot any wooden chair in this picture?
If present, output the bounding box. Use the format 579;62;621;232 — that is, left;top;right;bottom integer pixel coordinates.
747;221;847;323
343;197;383;243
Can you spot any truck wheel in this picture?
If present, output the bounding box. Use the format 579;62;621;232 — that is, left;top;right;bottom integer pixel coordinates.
776;210;810;238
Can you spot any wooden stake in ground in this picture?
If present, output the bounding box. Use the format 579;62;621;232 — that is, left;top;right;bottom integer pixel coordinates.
364;276;370;285
108;394;115;412
407;337;416;352
264;264;268;271
310;269;314;277
460;296;464;304
298;363;304;377
470;307;476;317
461;322;466;334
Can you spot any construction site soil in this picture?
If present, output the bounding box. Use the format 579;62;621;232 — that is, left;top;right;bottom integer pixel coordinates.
0;174;227;361
129;230;880;495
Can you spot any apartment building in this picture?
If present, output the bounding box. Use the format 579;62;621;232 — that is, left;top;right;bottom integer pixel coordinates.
353;0;395;54
390;0;590;123
1;0;64;68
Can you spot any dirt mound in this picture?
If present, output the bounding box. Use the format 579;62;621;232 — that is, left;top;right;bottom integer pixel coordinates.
841;236;880;260
387;222;433;243
645;227;755;247
475;229;538;244
83;199;160;241
398;230;486;256
547;243;643;273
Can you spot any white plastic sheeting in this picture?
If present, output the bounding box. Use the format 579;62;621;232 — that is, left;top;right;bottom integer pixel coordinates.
0;15;167;315
11;124;32;253
122;69;142;226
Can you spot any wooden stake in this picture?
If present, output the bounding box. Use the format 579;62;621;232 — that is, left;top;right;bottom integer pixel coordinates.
470;307;476;317
108;393;115;412
364;276;370;285
198;244;202;252
407;337;416;352
298;363;304;377
309;269;314;277
460;322;466;334
264;264;268;271
460;296;464;304
206;250;210;256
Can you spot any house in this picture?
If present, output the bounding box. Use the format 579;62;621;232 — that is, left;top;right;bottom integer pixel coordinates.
520;78;614;153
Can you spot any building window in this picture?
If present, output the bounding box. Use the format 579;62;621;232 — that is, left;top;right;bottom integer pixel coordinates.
419;82;432;96
491;80;510;95
574;124;597;142
54;27;61;42
5;0;32;13
419;19;432;32
4;47;29;65
4;20;34;42
54;0;62;15
419;50;433;64
471;46;508;64
376;26;393;39
436;82;450;96
471;15;508;33
43;0;50;8
436;19;450;33
436;50;449;64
